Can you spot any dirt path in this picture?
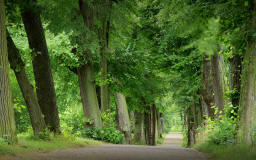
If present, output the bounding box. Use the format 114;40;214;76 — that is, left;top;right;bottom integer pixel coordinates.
3;133;207;160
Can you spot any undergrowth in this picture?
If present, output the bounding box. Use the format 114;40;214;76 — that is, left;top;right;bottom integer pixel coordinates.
0;133;102;157
195;106;256;160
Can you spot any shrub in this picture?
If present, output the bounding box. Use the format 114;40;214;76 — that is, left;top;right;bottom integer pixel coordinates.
84;127;124;144
198;106;237;145
83;110;124;144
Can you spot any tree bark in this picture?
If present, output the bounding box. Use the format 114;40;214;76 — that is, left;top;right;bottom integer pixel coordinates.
7;33;46;136
98;0;111;112
21;3;60;133
229;54;242;112
129;111;135;134
185;106;196;147
211;54;226;118
0;0;17;143
77;65;103;128
148;104;156;145
238;2;256;145
201;56;215;118
239;38;256;144
78;0;103;129
115;93;131;144
134;111;146;144
157;112;164;139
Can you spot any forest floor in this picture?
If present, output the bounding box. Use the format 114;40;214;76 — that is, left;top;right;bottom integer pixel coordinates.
1;132;207;160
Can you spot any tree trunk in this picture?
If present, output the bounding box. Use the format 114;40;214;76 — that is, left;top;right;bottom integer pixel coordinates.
98;0;111;112
0;0;17;143
7;33;46;136
158;113;164;139
201;56;215;118
229;54;242;115
185;106;196;147
144;111;150;145
239;40;256;144
148;105;156;145
134;111;146;144
77;65;103;129
130;111;135;134
78;0;103;129
21;5;60;133
100;47;109;111
211;54;226;118
115;93;131;144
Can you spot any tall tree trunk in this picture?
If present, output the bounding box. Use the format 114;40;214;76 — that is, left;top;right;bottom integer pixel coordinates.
77;65;102;128
115;93;131;144
78;0;103;129
201;56;215;118
98;0;111;112
157;113;164;139
148;104;156;145
144;111;150;145
185;106;196;147
21;4;60;133
239;2;256;145
130;111;136;134
0;0;17;142
100;44;109;111
229;54;242;115
134;111;146;144
7;33;46;136
211;54;226;118
239;36;256;144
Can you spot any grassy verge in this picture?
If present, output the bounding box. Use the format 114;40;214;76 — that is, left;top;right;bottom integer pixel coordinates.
195;143;256;160
0;133;102;157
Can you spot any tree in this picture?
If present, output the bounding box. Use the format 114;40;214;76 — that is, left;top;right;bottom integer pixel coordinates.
0;0;17;143
77;0;103;128
97;0;112;111
115;92;131;144
20;0;61;133
7;32;46;136
239;1;256;143
211;54;226;118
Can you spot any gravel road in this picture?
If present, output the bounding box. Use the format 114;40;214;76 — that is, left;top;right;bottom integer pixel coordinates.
2;133;207;160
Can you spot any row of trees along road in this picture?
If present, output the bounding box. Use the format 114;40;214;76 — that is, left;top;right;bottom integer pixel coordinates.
1;0;256;148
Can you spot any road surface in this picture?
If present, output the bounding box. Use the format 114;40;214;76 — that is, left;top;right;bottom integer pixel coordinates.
3;133;207;160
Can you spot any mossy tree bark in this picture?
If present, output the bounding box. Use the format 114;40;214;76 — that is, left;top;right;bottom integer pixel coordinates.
97;1;111;111
201;56;215;118
78;0;103;129
228;54;242;115
184;106;196;147
134;111;146;144
115;93;131;144
21;2;61;133
7;33;46;136
78;65;103;128
157;113;164;139
211;54;226;118
0;0;17;143
239;36;256;144
148;104;156;146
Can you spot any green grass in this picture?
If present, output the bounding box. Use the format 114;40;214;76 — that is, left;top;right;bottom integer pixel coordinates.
196;143;256;160
0;133;102;157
